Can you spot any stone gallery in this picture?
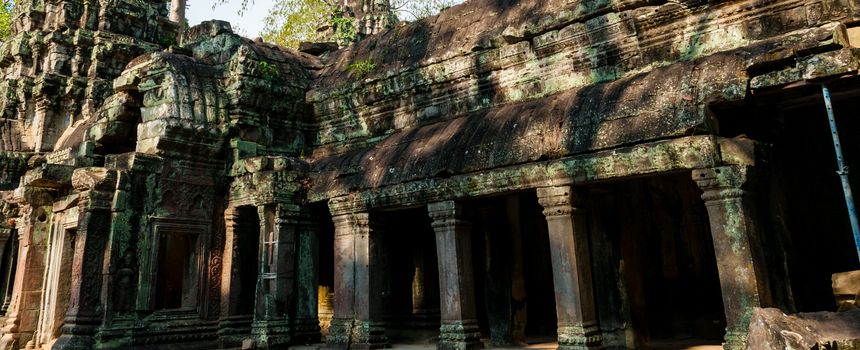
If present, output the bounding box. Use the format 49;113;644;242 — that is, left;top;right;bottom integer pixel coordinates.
0;0;857;349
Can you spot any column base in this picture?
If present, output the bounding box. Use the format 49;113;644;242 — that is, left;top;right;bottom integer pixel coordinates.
326;318;354;349
325;318;388;350
52;334;95;350
350;320;388;350
723;331;748;350
439;320;483;350
292;317;322;345
252;319;292;349
218;316;253;348
557;323;602;350
52;317;101;350
0;333;25;350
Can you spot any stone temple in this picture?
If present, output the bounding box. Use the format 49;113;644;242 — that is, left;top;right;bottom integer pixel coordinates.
0;0;858;349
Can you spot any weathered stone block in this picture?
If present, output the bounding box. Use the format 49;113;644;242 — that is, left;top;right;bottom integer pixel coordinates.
834;270;860;311
747;308;860;350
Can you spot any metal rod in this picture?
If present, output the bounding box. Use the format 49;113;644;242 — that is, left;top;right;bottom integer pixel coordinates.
821;84;860;262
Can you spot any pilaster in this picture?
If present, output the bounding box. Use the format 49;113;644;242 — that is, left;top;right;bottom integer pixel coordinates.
0;188;55;350
251;203;300;349
293;210;321;344
53;168;117;350
536;187;602;350
428;201;482;350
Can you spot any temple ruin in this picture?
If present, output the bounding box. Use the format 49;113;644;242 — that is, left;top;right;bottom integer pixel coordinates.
0;0;857;349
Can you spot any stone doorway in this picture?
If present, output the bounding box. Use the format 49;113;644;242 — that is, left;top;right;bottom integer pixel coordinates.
469;193;558;348
601;174;727;348
378;207;442;345
775;99;860;312
34;221;74;349
234;206;261;317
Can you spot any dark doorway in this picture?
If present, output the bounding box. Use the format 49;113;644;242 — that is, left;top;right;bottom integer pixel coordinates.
470;193;558;347
154;232;199;310
776;98;860;312
379;207;441;344
608;174;726;348
313;202;336;337
235;206;261;315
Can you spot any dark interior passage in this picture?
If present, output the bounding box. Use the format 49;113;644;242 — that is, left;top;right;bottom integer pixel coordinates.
595;174;726;348
312;203;336;337
775;97;860;312
378;207;441;343
468;193;557;346
235;206;261;315
154;232;198;310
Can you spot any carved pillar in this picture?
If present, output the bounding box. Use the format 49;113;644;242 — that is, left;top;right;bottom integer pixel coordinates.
693;166;770;350
428;201;482;350
536;187;602;350
326;211;387;350
53;168;117;350
293;210;321;343
0;190;55;350
218;206;252;344
252;203;300;348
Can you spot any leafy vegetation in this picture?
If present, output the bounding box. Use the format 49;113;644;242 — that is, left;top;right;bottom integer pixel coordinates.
214;0;460;48
257;61;281;82
346;59;375;79
0;0;14;42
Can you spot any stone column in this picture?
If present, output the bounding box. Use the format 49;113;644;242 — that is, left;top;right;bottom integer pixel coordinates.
693;166;770;350
53;168;117;350
536;187;602;350
0;189;55;350
218;206;253;345
326;212;387;350
252;203;299;348
428;201;482;350
293;210;321;343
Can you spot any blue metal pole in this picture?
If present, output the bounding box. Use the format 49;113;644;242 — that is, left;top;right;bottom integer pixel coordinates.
821;84;860;262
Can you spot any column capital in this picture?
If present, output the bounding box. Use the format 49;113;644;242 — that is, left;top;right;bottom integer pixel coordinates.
692;166;755;202
331;212;371;237
428;201;470;229
328;195;367;217
536;186;585;217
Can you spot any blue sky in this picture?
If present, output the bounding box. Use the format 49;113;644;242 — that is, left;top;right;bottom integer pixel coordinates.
187;1;467;38
187;1;276;38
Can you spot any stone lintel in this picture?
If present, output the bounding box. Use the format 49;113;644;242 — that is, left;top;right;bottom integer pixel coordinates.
21;163;76;189
312;135;721;211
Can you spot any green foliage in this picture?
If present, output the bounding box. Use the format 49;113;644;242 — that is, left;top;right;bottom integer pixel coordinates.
258;0;460;48
330;12;356;43
346;59;375;79
0;0;14;42
257;61;280;82
390;0;458;21
260;0;336;49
